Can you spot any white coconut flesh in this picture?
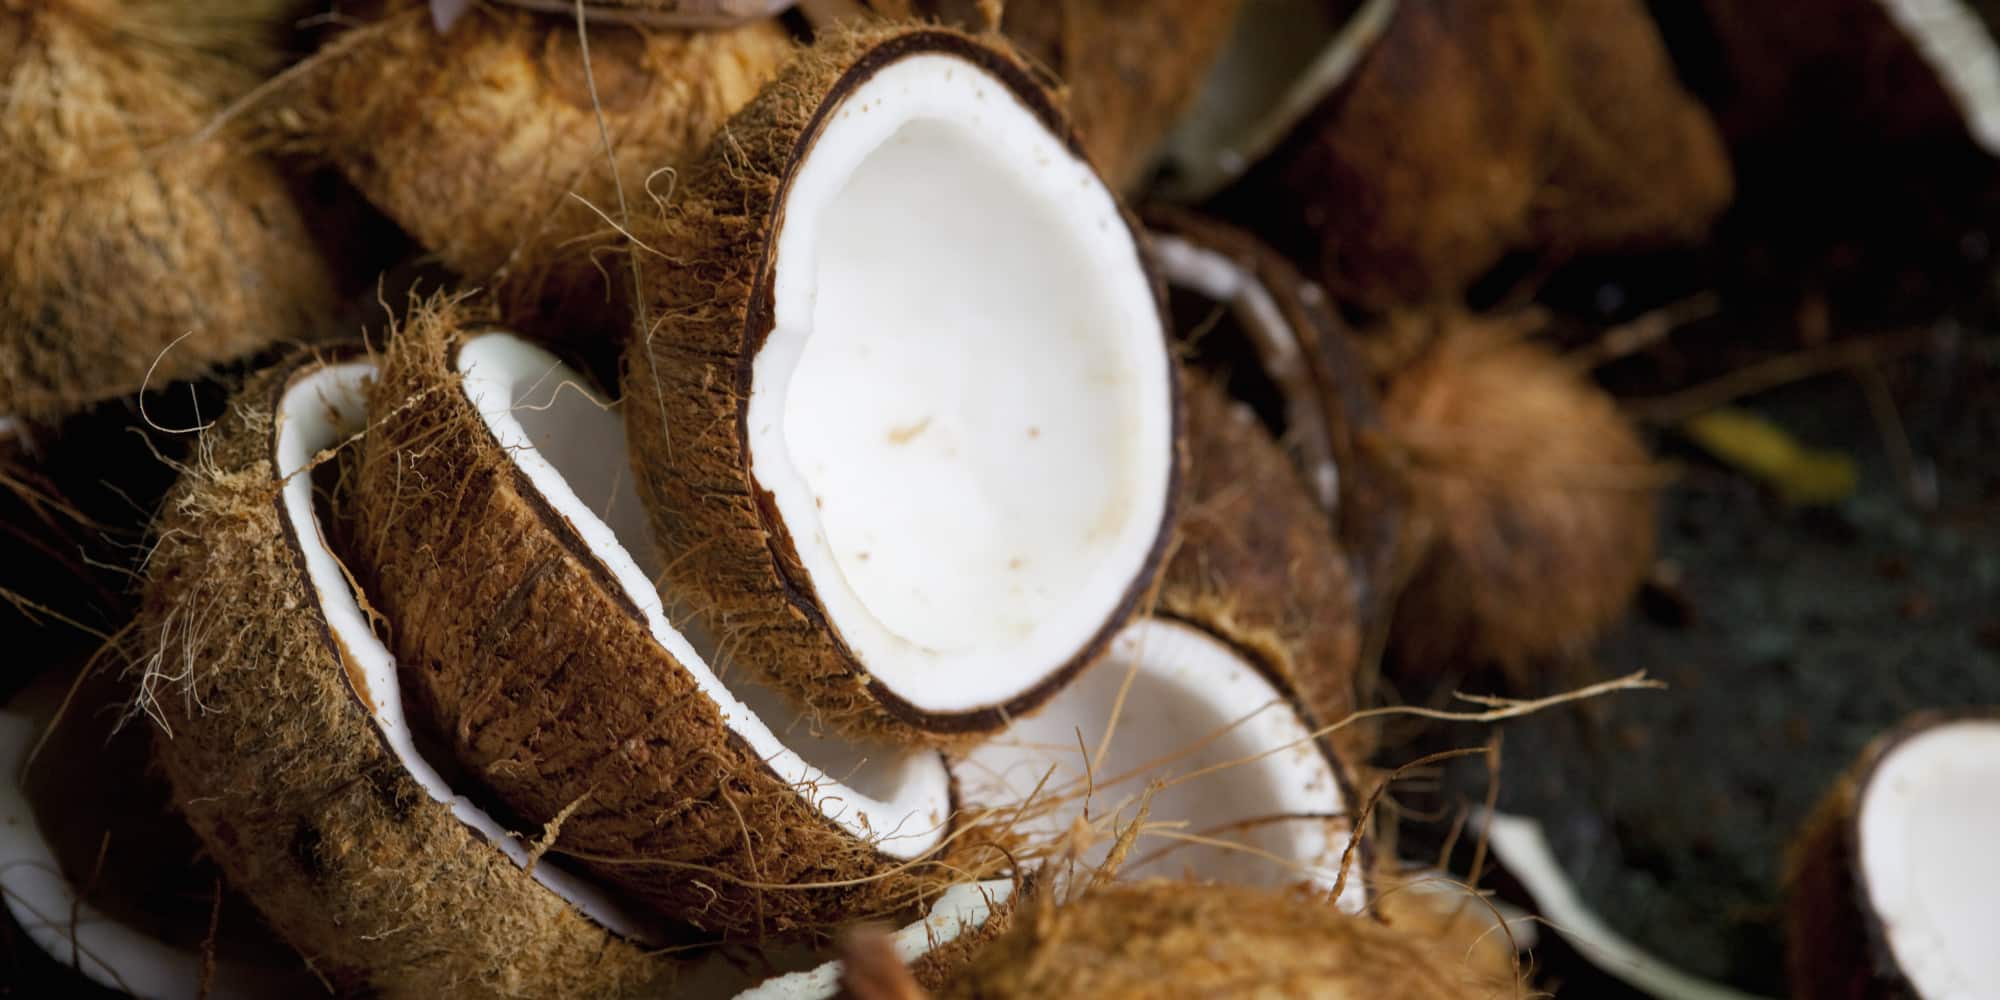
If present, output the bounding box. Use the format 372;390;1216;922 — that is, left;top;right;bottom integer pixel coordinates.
1854;718;2000;999
274;359;670;943
748;51;1176;716
1150;231;1340;509
958;617;1363;906
1879;0;2000;154
730;879;1016;1000
0;710;322;999
454;333;953;856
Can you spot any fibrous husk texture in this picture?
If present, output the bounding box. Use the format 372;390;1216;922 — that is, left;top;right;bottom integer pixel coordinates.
1377;311;1659;679
354;297;983;939
0;1;341;423
621;23;1155;745
1165;372;1369;767
939;880;1516;999
921;0;1246;191
1225;0;1731;309
137;352;668;999
299;0;792;341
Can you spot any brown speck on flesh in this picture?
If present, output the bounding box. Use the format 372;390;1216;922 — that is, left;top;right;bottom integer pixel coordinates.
1008;557;1023;570
857;551;870;562
1027;426;1040;439
886;417;932;445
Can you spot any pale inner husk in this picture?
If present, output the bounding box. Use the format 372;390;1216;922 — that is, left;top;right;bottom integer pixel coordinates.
749;52;1175;715
958;618;1363;905
1856;719;2000;997
274;360;669;940
454;333;952;857
1880;0;2000;154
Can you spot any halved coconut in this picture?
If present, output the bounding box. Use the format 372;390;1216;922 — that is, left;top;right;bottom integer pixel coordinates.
939;880;1519;998
1785;713;2000;1000
1146;210;1408;645
736;878;1019;998
139;350;682;997
354;300;969;937
0;1;341;423
622;25;1179;743
299;0;793;342
0;668;319;999
1376;310;1660;681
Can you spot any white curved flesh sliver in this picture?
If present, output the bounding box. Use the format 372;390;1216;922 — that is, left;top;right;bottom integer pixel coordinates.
731;880;1015;1000
751;52;1174;714
453;334;953;859
957;618;1362;905
1857;719;2000;1000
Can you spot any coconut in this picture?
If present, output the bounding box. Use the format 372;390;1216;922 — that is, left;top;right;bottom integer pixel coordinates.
296;1;792;345
621;25;1180;744
939;880;1518;998
0;1;342;424
1784;712;2000;1000
1375;311;1659;680
138;348;689;997
353;299;976;938
1201;0;1731;310
1145;209;1409;650
736;878;1020;998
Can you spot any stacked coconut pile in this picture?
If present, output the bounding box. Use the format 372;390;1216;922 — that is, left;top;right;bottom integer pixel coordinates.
11;1;1995;998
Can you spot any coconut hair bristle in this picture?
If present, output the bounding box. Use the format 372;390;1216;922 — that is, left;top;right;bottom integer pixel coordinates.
937;880;1521;998
136;351;669;998
353;296;988;939
0;2;341;423
1164;371;1371;768
1377;311;1660;681
621;22;1172;746
294;0;792;342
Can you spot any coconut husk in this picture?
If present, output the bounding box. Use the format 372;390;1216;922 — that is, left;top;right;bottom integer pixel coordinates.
0;1;343;424
1375;310;1660;681
938;880;1519;998
1145;208;1410;659
138;350;673;998
1217;0;1730;310
1782;711;2000;1000
621;23;1175;745
296;0;793;346
1164;372;1371;769
353;297;982;939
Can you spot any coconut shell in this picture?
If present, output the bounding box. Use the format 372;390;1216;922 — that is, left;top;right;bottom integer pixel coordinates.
621;23;1175;745
1164;372;1370;769
1218;0;1730;310
1782;711;2000;1000
353;297;979;939
0;2;342;424
139;351;672;998
939;880;1516;998
1376;311;1659;680
298;0;792;345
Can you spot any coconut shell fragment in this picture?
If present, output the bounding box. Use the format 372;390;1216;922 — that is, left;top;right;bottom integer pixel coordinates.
354;300;970;938
299;0;793;342
138;350;672;998
939;880;1516;999
1215;0;1732;310
623;24;1180;744
1375;311;1660;680
1784;712;2000;1000
0;1;343;423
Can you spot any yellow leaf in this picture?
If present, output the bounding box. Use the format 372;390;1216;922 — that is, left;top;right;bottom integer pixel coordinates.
1682;407;1857;506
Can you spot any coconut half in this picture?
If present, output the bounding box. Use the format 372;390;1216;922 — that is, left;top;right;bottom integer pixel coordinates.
1786;713;2000;1000
356;303;967;938
140;350;680;997
623;25;1179;743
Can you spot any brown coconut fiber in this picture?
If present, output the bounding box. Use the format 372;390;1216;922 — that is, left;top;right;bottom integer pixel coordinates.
938;880;1520;999
0;0;341;424
1376;311;1661;680
137;350;670;998
297;0;793;342
353;297;983;939
1163;371;1371;769
621;23;1173;745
